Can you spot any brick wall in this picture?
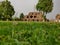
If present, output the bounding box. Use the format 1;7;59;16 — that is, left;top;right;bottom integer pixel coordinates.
23;12;44;22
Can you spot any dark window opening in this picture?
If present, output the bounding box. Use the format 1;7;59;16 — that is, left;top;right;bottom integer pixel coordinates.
25;19;27;21
59;18;60;20
35;13;37;15
30;16;33;18
27;16;29;18
33;19;34;21
34;16;36;18
37;19;39;21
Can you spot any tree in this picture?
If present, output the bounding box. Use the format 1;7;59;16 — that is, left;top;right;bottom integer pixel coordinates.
0;0;15;20
20;13;24;21
36;0;53;21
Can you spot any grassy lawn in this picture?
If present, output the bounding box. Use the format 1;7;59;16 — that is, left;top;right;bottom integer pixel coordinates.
0;21;60;45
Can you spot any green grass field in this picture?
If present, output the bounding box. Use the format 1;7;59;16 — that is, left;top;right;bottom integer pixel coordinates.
0;21;60;45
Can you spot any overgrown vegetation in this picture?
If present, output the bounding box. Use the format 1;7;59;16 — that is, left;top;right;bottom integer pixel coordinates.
0;21;60;45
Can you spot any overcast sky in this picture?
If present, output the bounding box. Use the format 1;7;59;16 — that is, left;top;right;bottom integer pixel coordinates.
0;0;60;20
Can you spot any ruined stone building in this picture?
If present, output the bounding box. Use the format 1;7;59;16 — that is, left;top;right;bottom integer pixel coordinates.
55;14;60;22
23;12;44;21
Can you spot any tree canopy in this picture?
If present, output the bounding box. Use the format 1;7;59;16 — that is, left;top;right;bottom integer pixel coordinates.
0;0;15;20
36;0;53;14
36;0;53;21
20;13;24;21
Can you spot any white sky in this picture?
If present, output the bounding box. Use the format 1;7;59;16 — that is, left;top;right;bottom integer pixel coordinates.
0;0;60;20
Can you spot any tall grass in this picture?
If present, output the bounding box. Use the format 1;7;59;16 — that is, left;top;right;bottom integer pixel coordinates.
0;21;60;45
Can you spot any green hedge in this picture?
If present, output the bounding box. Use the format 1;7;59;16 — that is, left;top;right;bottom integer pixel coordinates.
0;21;60;45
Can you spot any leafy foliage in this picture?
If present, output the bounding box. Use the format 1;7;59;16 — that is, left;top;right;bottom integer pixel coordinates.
20;13;24;21
36;0;53;13
36;0;53;20
0;22;60;45
0;0;15;20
